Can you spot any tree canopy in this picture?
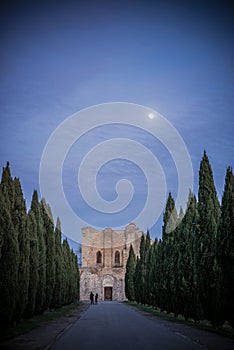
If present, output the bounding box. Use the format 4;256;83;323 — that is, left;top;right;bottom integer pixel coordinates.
0;163;80;328
125;153;233;328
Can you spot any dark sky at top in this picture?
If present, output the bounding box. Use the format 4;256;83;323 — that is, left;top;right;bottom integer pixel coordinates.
0;0;233;242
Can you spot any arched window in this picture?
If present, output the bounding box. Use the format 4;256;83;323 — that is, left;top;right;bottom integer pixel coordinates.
115;250;120;265
96;251;102;264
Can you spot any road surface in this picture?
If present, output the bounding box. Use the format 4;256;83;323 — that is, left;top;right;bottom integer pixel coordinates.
50;301;234;350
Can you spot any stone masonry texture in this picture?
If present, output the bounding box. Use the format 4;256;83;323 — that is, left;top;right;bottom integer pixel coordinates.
80;223;143;301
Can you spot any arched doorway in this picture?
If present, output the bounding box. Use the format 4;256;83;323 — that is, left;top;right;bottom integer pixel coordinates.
104;287;112;301
103;275;114;301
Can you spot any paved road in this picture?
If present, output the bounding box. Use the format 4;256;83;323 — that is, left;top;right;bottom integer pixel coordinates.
51;302;206;350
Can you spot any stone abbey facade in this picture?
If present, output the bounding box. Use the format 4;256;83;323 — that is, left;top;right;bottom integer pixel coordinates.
80;223;143;301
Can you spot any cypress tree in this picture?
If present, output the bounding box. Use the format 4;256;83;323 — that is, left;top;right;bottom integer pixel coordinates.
72;252;80;301
68;249;73;302
125;244;136;301
217;167;234;327
31;190;46;314
67;248;74;302
41;199;55;309
61;239;67;305
0;164;19;327
61;238;79;305
161;193;178;313
0;163;81;325
154;239;164;309
163;192;178;236
197;151;220;325
146;239;158;306
61;239;70;305
133;256;141;303
70;250;80;302
177;192;201;321
24;210;39;318
13;178;30;322
133;232;151;305
178;207;184;222
169;223;181;317
143;230;151;304
139;234;146;260
0;192;19;327
0;162;15;213
138;234;146;303
52;217;63;308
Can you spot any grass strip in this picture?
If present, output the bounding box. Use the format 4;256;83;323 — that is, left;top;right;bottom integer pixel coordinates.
124;301;234;339
0;301;85;343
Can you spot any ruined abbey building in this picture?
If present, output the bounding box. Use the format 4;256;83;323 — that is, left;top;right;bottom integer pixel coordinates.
80;223;143;301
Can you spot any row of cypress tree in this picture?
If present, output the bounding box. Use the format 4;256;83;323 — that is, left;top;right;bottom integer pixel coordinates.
125;151;234;328
0;163;80;328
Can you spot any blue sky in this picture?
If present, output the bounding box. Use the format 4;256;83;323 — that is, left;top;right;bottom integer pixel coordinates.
0;0;233;244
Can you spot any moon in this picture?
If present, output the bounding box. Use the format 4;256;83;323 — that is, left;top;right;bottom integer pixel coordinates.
148;113;154;119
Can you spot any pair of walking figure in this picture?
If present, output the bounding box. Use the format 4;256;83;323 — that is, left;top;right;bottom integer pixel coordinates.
90;291;98;304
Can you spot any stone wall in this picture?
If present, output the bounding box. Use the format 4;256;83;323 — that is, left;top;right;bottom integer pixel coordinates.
80;223;142;301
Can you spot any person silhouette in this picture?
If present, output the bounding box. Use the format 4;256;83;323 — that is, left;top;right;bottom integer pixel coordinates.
95;293;98;304
90;291;94;305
